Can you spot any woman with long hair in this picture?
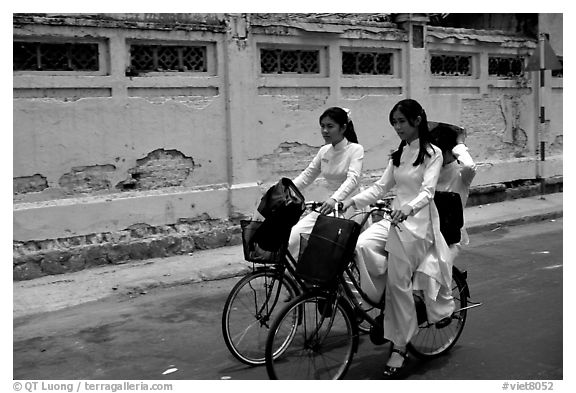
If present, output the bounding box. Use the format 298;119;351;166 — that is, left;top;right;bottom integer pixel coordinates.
342;99;452;377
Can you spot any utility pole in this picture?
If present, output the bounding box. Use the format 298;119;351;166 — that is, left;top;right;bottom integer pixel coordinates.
525;32;561;199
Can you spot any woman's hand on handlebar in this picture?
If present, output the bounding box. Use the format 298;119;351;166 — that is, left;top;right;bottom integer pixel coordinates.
340;199;355;213
319;198;337;215
390;204;413;225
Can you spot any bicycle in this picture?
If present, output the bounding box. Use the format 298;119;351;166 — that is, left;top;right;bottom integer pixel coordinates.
221;201;380;366
264;202;482;379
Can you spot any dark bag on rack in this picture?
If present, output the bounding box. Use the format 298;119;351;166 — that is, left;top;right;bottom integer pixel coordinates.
296;214;362;286
434;191;464;245
255;178;306;251
240;220;284;264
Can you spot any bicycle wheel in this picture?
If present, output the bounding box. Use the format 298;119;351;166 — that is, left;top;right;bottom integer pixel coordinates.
222;268;299;366
265;291;358;380
407;267;468;358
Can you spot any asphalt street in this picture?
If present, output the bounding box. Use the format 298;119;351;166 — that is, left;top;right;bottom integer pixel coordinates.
13;218;563;381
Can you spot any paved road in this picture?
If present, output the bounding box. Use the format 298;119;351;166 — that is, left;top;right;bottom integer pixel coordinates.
13;219;563;380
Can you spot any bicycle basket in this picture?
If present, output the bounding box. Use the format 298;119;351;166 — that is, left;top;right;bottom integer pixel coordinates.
296;233;352;285
240;220;285;264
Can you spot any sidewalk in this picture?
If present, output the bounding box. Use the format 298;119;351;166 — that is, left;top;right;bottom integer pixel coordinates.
13;192;563;319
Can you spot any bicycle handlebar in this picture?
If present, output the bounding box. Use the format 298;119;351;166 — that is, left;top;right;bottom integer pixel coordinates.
305;198;401;231
305;200;392;214
304;201;344;216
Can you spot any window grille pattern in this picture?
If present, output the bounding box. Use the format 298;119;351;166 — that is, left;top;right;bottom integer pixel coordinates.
130;44;207;72
430;54;472;76
488;56;524;77
342;51;392;75
260;49;320;74
13;41;99;71
552;58;563;78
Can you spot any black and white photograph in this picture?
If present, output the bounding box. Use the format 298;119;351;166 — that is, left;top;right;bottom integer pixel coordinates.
10;4;567;389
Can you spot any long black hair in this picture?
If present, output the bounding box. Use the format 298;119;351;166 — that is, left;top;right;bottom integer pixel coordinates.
319;107;359;144
389;99;434;167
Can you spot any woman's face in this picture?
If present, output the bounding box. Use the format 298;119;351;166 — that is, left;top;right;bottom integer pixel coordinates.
391;109;419;143
320;116;346;146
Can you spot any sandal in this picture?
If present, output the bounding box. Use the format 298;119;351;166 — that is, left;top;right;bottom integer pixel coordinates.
383;348;407;378
435;316;452;329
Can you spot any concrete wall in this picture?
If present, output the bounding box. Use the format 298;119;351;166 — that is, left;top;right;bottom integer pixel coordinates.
13;13;563;252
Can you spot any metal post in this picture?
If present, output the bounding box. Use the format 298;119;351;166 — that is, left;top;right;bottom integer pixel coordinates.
537;33;546;198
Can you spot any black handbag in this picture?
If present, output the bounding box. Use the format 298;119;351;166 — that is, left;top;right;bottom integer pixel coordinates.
257;178;305;223
240;220;284;264
255;178;306;251
296;214;362;285
434;191;464;245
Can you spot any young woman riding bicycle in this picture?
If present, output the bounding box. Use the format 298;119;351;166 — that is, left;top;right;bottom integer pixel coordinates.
288;107;364;258
341;99;454;378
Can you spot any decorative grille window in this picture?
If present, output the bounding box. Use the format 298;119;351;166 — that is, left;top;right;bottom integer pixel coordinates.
129;44;207;73
488;56;524;77
342;51;393;75
552;58;563;78
13;41;99;71
430;54;472;76
260;49;320;74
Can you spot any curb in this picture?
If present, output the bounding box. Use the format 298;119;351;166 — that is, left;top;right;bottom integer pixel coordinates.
466;210;563;235
120;264;252;294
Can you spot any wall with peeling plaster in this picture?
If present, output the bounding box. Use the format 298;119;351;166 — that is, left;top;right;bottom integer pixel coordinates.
13;14;562;276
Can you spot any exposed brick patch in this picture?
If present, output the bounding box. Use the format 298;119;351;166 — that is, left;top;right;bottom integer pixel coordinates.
461;97;531;161
59;165;116;195
13;174;48;195
256;142;318;180
117;149;196;191
549;134;563;155
257;87;329;111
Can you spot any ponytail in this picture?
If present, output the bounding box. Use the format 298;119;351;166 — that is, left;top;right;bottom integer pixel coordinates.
344;120;359;143
391;140;407;167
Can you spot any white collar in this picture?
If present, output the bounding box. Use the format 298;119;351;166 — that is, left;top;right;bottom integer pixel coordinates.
406;138;419;149
332;138;349;151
